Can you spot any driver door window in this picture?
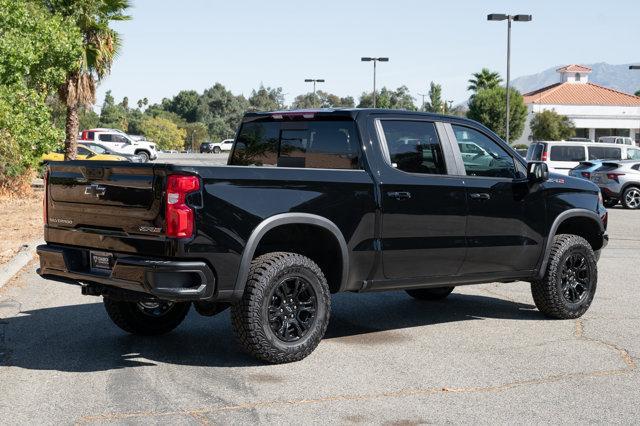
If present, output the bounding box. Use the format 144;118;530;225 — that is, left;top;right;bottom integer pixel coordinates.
452;125;517;178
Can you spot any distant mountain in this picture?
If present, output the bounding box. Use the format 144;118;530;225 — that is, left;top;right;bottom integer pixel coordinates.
511;63;640;95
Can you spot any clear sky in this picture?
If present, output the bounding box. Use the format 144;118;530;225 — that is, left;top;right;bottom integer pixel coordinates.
97;0;640;109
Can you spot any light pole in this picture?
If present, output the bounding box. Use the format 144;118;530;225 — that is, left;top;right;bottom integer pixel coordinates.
418;93;427;111
304;79;325;107
629;66;640;143
361;57;389;108
487;13;532;143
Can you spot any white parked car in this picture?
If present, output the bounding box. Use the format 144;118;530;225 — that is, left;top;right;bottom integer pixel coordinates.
527;140;640;175
201;139;234;154
79;128;158;162
597;136;635;146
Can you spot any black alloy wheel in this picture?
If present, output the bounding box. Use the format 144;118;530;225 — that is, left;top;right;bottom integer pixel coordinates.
267;276;318;342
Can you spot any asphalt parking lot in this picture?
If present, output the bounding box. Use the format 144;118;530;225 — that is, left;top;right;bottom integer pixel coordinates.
153;152;229;166
1;207;638;424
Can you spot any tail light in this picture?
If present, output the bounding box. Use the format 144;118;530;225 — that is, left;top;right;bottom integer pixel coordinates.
43;170;48;224
541;151;548;161
165;174;200;238
606;173;624;182
581;172;591;179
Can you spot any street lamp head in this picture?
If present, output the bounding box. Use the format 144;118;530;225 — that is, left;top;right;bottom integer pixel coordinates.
361;57;373;62
487;13;508;21
377;57;389;62
630;65;640;70
317;79;325;82
304;79;313;82
513;14;532;22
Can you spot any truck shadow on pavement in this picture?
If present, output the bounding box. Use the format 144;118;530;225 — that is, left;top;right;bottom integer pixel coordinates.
1;291;539;372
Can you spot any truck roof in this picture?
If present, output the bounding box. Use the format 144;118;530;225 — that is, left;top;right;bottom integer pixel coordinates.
242;108;471;123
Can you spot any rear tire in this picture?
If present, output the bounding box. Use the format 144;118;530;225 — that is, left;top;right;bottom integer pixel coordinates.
103;298;190;335
406;286;455;300
621;186;640;209
213;147;221;154
231;252;331;364
531;234;597;319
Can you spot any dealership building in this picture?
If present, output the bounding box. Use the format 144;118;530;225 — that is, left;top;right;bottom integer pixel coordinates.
516;65;640;145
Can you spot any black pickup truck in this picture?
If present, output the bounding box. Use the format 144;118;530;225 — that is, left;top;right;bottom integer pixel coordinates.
38;109;608;363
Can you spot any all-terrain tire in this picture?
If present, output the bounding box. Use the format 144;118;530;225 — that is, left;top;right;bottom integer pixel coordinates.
103;298;190;335
406;286;455;300
621;186;640;209
531;234;597;319
231;252;331;364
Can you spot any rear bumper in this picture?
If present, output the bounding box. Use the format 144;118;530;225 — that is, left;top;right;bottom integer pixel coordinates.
37;244;215;301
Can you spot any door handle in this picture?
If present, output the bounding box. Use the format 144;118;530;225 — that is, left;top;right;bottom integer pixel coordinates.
469;192;491;200
387;191;412;200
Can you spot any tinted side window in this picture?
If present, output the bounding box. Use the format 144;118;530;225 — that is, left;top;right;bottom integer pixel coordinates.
230;119;359;169
588;146;621;160
627;148;640;160
452;125;516;178
98;134;112;142
550;146;586;161
380;120;446;175
77;147;91;156
87;131;95;140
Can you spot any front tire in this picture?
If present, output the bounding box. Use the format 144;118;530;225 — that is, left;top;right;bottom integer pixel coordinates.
622;186;640;209
103;298;190;335
531;234;597;319
406;286;455;300
136;151;150;163
231;252;331;364
213;147;221;154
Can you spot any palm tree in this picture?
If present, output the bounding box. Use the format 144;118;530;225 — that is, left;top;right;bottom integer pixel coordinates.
49;0;131;160
467;68;503;92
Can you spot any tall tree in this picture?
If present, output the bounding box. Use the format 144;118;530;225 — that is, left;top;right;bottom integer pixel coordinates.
49;0;131;160
467;68;503;92
357;86;416;110
425;82;443;113
530;110;576;141
292;90;355;109
467;86;527;141
248;85;285;111
162;90;199;122
98;90;127;129
0;0;81;184
197;83;248;141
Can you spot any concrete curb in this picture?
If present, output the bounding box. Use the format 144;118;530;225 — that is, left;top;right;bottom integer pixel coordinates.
0;239;43;289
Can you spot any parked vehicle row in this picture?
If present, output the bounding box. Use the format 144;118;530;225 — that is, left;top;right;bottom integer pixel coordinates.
79;128;158;162
38;108;608;364
527;141;640;175
570;159;640;209
41;143;144;163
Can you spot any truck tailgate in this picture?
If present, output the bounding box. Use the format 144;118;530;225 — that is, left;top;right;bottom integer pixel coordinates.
46;162;166;236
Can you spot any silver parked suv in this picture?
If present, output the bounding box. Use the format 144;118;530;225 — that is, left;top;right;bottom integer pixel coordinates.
591;160;640;209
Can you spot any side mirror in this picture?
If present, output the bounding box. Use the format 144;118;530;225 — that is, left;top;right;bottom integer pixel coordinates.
528;161;549;182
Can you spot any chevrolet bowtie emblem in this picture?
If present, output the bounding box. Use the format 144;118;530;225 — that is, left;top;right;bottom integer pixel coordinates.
84;184;107;197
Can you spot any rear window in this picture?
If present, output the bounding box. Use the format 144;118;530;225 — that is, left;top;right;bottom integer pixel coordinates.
588;146;621;160
230;118;360;169
550;145;585;162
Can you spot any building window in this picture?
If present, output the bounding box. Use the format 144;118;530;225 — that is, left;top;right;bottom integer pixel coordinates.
575;73;580;82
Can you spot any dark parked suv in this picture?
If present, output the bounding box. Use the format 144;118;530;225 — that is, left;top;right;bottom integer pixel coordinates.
38;109;608;363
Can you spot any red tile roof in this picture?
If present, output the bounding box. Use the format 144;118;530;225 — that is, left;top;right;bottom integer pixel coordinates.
556;64;592;73
523;82;640;106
